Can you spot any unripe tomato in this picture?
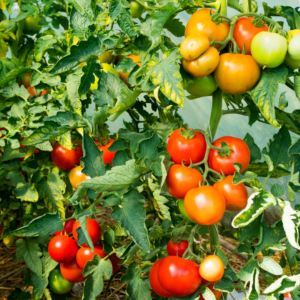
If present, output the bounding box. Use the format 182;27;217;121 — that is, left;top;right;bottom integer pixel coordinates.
213;175;248;211
251;32;288;68
20;73;32;88
158;256;202;297
288;35;300;61
48;235;78;263
214;53;260;94
186;74;218;98
69;167;91;190
98;51;113;63
199;255;224;282
208;136;250;176
51;142;83;171
48;268;74;294
72;217;101;245
199;279;222;300
23;15;42;34
183;47;220;78
55;218;76;236
287;29;300;41
185;9;230;46
166;164;203;199
130;1;145;18
285;52;300;69
60;259;86;283
76;244;106;269
167;238;189;257
118;54;141;87
178;200;195;222
233;17;268;55
167;128;207;166
27;86;47;98
180;35;210;61
184;186;226;225
0;20;17;33
94;139;117;166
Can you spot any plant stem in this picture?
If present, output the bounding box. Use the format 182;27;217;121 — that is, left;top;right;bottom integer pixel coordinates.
247;0;252;12
183;224;203;263
226;240;242;262
209;88;223;140
218;0;227;16
208;224;219;252
261;172;272;188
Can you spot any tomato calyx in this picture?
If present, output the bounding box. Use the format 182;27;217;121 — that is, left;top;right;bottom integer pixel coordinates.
217;142;233;158
251;16;267;28
179;127;195;140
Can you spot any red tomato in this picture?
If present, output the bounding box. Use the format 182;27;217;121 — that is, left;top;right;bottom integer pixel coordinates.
94;139;117;166
199;255;224;282
233;17;268;55
284;293;292;298
167;239;189;258
55;218;76;236
76;244;106;269
109;253;123;274
213;175;248;211
48;235;78;263
51;142;83;171
208;136;250;176
0;127;5;138
166;164;203;199
60;259;86;283
199;280;222;300
184;186;226;225
149;259;173;298
167;128;207;166
72;217;101;245
158;256;202;297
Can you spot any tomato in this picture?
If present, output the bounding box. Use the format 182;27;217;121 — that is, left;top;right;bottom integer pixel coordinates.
48;235;78;263
180;35;210;61
208;136;250;175
251;32;288;68
199;255;224;282
166;164;203;199
233;17;268;55
51;142;83;171
167;128;207;166
109;253;123;274
0;20;17;33
90;63;120;90
178;200;195;222
130;1;145;18
284;293;292;298
76;244;106;269
98;51;113;63
199;280;222;300
72;217;101;245
60;259;86;283
158;256;202;297
186;74;218;98
285;52;300;70
167;239;189;258
20;73;32;88
287;29;300;42
27;86;47;98
69;167;90;190
94;139;117;166
149;259;173;298
184;186;226;225
23;15;42;34
288;35;300;61
55;218;76;236
48;268;74;294
185;9;230;46
214;53;261;94
213;175;248;211
118;54;141;87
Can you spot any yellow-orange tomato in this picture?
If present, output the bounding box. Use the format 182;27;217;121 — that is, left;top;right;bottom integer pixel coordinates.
27;86;47;98
213;175;248;211
118;54;141;87
214;53;261;94
69;167;90;189
183;47;220;78
199;255;224;282
185;9;230;46
180;35;210;61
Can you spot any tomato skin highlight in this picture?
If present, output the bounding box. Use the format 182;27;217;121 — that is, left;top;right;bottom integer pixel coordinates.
213;175;248;211
94;139;117;166
208;136;250;176
199;255;224;282
48;235;78;263
158;256;202;297
69;166;91;190
60;259;86;283
167;128;207;166
186;74;218;98
72;217;101;245
55;218;76;236
166;164;203;199
48;268;74;294
167;239;189;258
184;186;226;225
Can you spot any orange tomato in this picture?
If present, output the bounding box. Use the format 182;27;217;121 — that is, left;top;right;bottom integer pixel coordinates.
199;255;224;282
27;86;47;98
118;54;141;87
69;166;90;189
180;35;210;61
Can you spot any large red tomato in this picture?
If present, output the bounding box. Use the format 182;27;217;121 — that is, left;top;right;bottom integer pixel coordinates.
48;235;78;263
184;186;226;225
76;244;106;269
51;142;83;171
72;217;101;245
213;175;248;211
158;256;202;297
55;218;76;236
167;239;189;258
167;128;207;166
94;139;117;166
60;259;86;283
199;255;224;282
208;136;250;175
199;280;222;300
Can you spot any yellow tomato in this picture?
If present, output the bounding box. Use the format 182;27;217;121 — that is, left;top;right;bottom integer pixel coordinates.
98;51;113;63
287;29;300;41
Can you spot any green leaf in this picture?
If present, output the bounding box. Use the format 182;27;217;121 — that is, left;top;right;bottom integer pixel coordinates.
70;6;94;37
232;170;257;184
35;35;57;62
240;214;262;242
264;274;300;295
164;17;185;37
216;248;229;266
279;92;288;111
104;229;115;246
247;267;260;300
15;182;39;202
111;188;150;252
249;65;288;127
152;122;178;142
247;162;290;178
228;0;243;12
115;57;138;73
244;133;261;163
136;133;159;160
259;257;283;276
42;251;58;276
271;183;285;197
76;216;95;250
112;151;127;167
295;76;300;101
56;131;72;150
31;273;48;300
65;73;82;116
1;82;30;100
214;278;234;293
7;288;30;300
0;66;31;87
79;59;96;97
2;140;25;162
238;261;259;283
68;0;94;18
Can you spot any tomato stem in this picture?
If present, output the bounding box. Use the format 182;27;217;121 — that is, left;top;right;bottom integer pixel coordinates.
183;224;203;263
208;224;219;252
209;88;223;140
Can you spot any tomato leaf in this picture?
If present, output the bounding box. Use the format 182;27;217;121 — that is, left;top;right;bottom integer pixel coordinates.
214;278;234;293
240;214;262;242
65;72;83;116
247;267;260;299
15;182;38;202
1;82;30;100
264;274;300;295
78;58;97;98
112;151;127;167
34;35;57;62
276;109;300;136
136;132;159;160
259;257;283;276
0;66;31;87
70;6;94;38
115;57;138;73
164;17;185;37
247;162;290;178
244;133;261;163
6;288;31;300
42;250;58;277
270;183;285;197
31;273;48;300
227;0;243;12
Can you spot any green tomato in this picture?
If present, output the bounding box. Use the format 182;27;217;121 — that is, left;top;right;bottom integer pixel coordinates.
251;32;288;68
23;15;42;34
288;35;300;61
285;52;300;69
130;1;145;19
98;51;113;64
49;269;74;295
178;200;195;223
186;74;218;98
0;20;17;33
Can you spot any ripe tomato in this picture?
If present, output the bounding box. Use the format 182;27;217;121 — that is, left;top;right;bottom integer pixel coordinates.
167;239;189;258
98;51;113;64
167;128;207;166
48;235;78;263
185;9;230;45
184;186;226;225
251;32;288;68
288;35;300;61
213;175;248;211
130;1;145;18
186;74;218;98
60;259;86;283
199;255;224;282
233;17;268;55
72;217;101;245
23;15;42;34
55;218;76;236
76;244;106;269
158;256;202;297
20;73;32;88
94;139;117;166
51;142;83;171
284;293;292;298
149;259;173;298
166;164;203;199
69;167;90;189
208;136;250;175
27;86;47;98
109;253;123;274
214;53;260;94
180;35;210;61
118;54;141;87
48;268;74;294
178;200;195;222
199;280;222;300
